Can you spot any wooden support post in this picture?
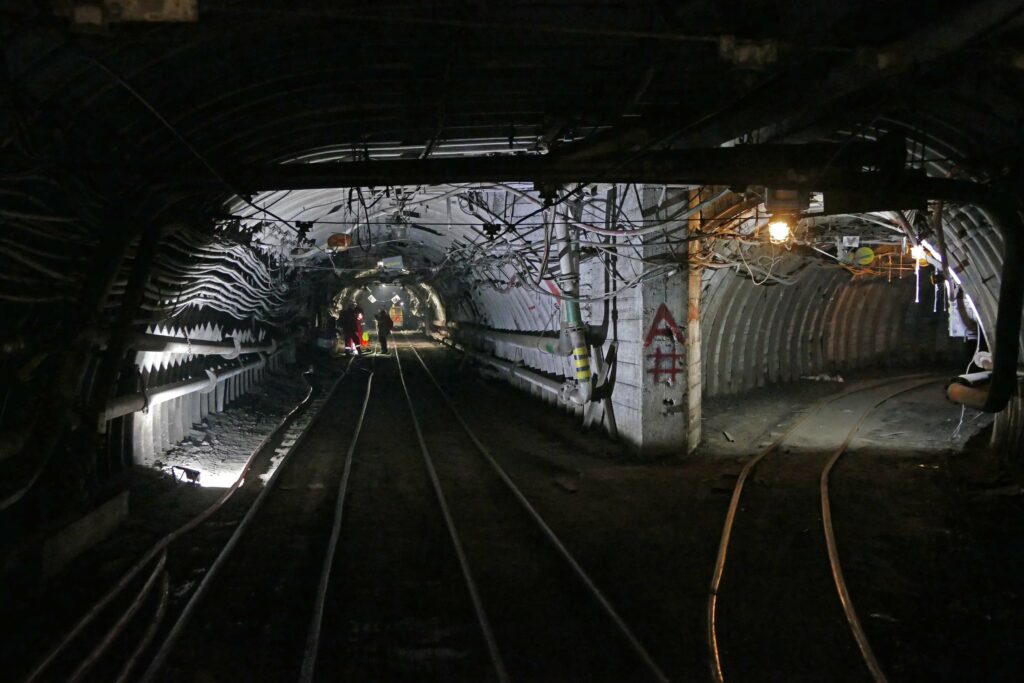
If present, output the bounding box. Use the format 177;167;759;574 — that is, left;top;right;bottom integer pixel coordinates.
687;189;704;454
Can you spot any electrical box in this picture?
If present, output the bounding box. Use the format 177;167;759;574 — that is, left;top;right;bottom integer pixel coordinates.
765;188;809;215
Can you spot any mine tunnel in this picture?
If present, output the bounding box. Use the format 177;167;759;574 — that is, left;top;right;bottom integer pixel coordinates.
1;2;1023;682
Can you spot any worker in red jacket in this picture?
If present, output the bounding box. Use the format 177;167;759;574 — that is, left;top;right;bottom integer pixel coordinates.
338;302;363;354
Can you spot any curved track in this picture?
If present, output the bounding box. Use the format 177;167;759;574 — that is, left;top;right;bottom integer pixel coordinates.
707;374;943;683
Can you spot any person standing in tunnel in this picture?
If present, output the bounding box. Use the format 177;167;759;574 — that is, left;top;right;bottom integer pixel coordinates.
353;302;365;350
338;302;361;354
375;307;394;354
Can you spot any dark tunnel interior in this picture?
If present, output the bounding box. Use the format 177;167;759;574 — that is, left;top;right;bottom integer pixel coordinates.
1;2;1023;682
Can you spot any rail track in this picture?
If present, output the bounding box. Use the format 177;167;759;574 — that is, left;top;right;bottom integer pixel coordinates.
18;333;948;683
19;359;353;683
393;339;669;682
28;339;669;682
707;373;944;683
298;339;669;681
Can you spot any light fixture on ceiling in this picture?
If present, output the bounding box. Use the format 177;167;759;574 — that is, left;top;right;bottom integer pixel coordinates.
909;244;928;304
767;216;792;244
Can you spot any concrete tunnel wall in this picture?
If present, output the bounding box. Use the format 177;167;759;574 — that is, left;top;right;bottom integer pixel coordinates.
420;183;971;452
439;255;965;446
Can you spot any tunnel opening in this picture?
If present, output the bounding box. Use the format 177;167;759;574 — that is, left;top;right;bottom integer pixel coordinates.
2;4;1023;681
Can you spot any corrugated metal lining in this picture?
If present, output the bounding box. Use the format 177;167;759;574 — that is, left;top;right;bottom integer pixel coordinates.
842;119;1024;456
939;204;1024;455
701;262;964;397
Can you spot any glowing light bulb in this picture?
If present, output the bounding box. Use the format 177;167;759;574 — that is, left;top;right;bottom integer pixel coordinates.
768;220;791;243
910;244;927;261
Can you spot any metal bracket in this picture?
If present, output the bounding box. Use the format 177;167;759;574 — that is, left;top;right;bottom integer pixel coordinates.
590;341;618;401
200;368;218;394
221;336;242;360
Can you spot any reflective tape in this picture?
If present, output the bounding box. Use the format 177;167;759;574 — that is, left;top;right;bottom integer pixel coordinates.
573;344;590;380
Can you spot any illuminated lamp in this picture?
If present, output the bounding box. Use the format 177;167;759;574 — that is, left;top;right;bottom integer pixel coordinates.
767;217;792;244
909;244;928;303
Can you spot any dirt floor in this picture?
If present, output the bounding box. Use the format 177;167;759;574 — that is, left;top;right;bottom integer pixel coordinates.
2;339;1021;682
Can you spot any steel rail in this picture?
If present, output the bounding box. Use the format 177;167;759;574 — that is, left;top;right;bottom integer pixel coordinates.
707;373;941;683
114;571;169;683
138;360;359;683
299;364;376;683
407;342;671;683
393;344;512;683
66;550;167;683
820;379;943;683
20;361;351;683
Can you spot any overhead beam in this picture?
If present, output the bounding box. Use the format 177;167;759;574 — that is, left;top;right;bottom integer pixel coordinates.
554;0;1024;160
229;143;992;203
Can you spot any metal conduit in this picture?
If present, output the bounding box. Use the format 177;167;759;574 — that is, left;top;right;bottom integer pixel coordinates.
431;333;565;396
131;333;276;358
553;209;592;404
442;322;566;355
101;353;270;422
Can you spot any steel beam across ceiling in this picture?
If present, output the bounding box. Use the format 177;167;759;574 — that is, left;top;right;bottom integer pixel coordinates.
223;143;990;203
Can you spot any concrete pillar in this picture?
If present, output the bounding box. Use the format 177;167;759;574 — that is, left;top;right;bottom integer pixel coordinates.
182;394;194;435
168;397;183;444
131;412;146;466
618;185;690;458
154;402;167;453
189;393;200;425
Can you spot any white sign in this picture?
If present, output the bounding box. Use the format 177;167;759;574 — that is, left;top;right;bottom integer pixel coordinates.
367;294;377;303
391;295;402;304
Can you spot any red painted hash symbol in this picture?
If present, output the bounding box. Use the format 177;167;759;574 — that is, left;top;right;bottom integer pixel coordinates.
646;347;684;383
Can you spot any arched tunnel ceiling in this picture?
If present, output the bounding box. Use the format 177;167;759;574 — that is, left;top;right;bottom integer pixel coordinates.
4;0;1024;177
4;0;1024;322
